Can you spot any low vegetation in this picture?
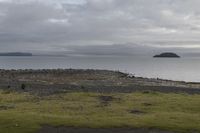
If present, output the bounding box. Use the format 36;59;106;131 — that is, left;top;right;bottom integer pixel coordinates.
0;90;199;133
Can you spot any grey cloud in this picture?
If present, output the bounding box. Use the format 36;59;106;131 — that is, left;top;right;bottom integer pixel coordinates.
0;0;200;53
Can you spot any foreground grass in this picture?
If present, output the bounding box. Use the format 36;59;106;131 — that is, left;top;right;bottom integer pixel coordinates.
0;90;200;133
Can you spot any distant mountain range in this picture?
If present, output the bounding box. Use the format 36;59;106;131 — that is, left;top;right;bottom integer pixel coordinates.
0;52;32;56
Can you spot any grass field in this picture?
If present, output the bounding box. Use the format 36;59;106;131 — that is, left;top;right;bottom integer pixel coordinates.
0;90;200;133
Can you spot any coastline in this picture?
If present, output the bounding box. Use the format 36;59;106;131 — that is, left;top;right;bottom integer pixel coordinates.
0;69;200;133
0;69;199;95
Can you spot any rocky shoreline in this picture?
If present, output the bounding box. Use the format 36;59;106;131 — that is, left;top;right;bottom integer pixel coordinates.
0;69;200;95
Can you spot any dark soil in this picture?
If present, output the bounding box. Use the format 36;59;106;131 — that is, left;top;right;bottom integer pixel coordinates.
129;109;146;115
142;103;153;106
37;126;174;133
98;95;121;106
99;96;114;102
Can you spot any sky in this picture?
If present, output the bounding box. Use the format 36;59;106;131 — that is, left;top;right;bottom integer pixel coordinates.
1;0;200;55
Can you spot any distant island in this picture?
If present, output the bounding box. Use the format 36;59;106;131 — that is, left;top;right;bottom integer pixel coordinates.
153;52;180;58
0;52;32;56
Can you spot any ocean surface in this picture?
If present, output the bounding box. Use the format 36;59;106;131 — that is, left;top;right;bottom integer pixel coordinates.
0;55;200;82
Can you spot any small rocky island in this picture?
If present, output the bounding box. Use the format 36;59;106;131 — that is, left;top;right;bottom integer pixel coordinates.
0;52;32;56
153;52;180;58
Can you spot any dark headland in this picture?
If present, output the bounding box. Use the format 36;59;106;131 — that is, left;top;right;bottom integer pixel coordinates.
0;52;32;56
153;52;180;58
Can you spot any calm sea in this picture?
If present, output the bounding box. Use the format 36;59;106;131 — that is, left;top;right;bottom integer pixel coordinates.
0;55;199;82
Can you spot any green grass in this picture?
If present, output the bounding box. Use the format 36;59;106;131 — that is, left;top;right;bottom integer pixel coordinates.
0;90;200;133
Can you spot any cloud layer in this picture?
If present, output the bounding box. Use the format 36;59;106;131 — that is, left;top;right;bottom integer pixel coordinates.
1;0;200;53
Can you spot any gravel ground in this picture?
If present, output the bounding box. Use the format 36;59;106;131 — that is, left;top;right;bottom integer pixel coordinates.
37;126;174;133
0;69;200;95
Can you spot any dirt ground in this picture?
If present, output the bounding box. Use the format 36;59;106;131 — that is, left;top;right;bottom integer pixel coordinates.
37;126;174;133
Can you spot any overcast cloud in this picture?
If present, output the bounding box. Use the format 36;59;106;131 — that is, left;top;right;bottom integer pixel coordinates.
1;0;200;54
